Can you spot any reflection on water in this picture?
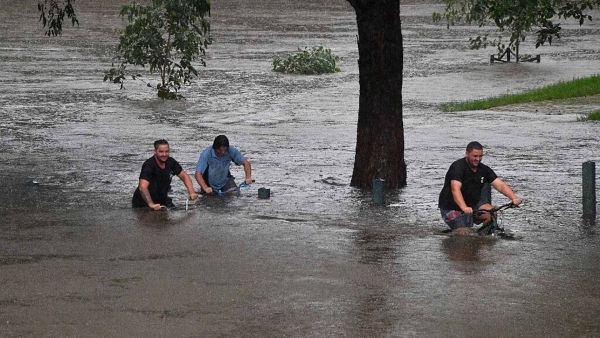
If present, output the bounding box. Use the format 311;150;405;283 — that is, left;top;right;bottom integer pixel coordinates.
441;234;496;274
353;229;400;265
442;234;490;262
133;208;196;228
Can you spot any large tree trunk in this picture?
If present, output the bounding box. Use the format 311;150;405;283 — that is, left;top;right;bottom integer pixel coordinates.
347;0;406;189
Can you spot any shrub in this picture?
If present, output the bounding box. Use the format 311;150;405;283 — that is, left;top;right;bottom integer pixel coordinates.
273;46;340;75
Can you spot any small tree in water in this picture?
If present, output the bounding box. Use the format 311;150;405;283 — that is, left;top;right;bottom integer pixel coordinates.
103;0;212;99
433;0;600;62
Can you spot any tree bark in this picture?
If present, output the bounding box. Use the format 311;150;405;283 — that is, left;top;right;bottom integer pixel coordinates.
347;0;406;189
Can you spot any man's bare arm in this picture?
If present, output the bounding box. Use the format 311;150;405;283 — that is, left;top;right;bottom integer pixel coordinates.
491;178;522;206
178;171;198;200
139;179;161;210
450;180;472;214
194;171;213;194
242;159;252;184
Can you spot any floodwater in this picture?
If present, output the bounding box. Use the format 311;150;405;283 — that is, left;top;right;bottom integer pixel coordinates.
1;0;599;337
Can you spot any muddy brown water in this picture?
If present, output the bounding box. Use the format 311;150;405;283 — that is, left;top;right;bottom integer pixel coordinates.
1;0;599;337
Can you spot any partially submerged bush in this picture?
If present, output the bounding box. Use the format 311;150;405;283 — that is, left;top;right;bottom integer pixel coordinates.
273;46;340;75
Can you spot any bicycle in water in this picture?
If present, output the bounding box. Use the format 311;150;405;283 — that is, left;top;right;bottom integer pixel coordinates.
475;202;519;239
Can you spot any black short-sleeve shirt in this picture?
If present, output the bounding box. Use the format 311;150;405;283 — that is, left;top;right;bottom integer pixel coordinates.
438;158;498;210
132;156;183;207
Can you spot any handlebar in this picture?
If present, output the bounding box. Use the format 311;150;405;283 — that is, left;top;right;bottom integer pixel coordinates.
185;180;256;210
214;179;255;197
476;202;517;215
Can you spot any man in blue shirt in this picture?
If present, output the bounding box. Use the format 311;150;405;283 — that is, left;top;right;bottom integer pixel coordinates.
195;135;252;195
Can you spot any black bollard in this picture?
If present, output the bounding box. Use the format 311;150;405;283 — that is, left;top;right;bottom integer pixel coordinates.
582;161;596;218
372;179;385;205
258;187;270;199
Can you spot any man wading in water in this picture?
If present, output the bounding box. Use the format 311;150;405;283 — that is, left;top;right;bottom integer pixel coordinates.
132;139;197;210
194;135;252;196
438;141;522;234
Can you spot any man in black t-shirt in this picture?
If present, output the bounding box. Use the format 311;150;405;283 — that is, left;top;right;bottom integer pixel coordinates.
438;141;521;233
132;139;198;210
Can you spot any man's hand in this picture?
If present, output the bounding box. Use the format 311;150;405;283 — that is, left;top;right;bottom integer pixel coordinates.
511;198;522;206
245;178;253;185
461;206;473;215
189;192;198;200
204;187;214;195
149;203;162;211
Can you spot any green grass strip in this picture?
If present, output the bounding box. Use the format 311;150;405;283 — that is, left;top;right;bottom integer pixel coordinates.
578;110;600;121
441;74;600;112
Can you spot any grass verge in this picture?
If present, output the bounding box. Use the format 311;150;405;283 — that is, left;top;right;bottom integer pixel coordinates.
441;74;600;112
577;111;600;121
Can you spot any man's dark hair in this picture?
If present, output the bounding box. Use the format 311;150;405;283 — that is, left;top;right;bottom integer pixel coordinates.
212;135;229;149
466;141;483;152
154;139;169;149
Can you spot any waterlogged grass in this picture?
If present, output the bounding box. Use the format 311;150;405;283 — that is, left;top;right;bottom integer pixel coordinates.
577;110;600;121
441;75;600;112
273;46;340;75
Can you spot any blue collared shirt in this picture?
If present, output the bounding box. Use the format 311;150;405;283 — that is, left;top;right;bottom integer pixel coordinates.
195;146;245;190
